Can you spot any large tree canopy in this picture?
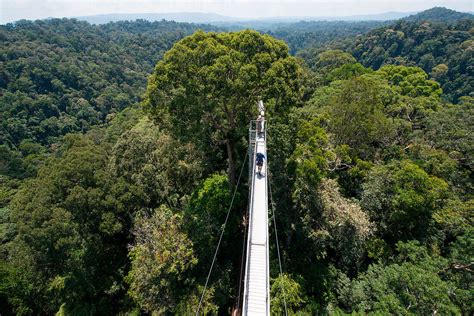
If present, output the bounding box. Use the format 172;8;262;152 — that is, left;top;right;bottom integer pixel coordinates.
144;30;307;184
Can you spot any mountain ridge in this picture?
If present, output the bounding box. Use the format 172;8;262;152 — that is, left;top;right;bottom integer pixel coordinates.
73;7;472;25
75;11;417;25
402;6;473;22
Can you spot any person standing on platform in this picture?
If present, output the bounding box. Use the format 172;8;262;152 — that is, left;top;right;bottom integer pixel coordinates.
256;114;263;137
256;152;265;176
259;111;265;138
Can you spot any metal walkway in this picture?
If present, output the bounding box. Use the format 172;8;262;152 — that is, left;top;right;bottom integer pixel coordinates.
242;122;270;316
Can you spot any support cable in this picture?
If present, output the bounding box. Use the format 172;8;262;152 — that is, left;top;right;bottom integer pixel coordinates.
267;154;288;316
196;145;249;316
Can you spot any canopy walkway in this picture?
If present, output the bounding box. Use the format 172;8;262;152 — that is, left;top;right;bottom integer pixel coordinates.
242;120;270;315
197;103;284;316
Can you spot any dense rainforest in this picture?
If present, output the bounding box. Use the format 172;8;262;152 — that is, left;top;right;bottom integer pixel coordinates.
261;20;389;54
0;19;219;180
298;7;474;102
1;7;473;315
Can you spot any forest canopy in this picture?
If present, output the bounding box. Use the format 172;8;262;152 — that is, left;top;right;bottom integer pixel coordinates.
1;8;473;315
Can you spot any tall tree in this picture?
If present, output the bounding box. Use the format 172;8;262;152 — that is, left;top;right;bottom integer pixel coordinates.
328;76;396;159
144;30;307;185
361;160;449;243
5;135;127;314
126;206;197;314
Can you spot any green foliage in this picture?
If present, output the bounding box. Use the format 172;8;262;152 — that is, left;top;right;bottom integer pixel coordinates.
0;141;46;179
144;29;307;184
347;19;474;102
361;160;449;242
110;117;203;209
307;50;363;86
184;174;234;265
327;62;372;82
290;118;333;227
376;65;442;98
271;274;317;315
0;176;20;210
314;50;356;74
407;143;471;198
335;241;461;315
126;206;197;314
104;105;144;143
271;21;387;55
328;76;396;159
308;64;449;167
292;118;330;187
445;230;474;313
0;18;218;179
0;116;205;314
182;174;241;310
300;179;372;272
403;7;473;22
264;36;471;313
3;134;125;313
1;16;473;315
175;285;219;315
431;63;449;81
336;158;373;198
434;199;473;238
424;98;473;186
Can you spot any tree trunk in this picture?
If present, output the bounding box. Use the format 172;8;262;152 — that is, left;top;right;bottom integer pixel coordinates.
226;138;236;187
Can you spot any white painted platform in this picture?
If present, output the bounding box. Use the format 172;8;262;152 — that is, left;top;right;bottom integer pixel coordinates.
242;133;269;316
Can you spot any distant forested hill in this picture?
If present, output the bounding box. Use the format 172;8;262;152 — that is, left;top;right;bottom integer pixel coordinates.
267;20;388;54
402;6;473;22
0;19;218;178
298;9;473;102
348;19;473;102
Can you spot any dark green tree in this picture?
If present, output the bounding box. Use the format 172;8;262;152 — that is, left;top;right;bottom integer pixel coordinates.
335;241;461;315
361;160;449;242
5;135;127;314
126;206;197;314
144;30;307;184
328;76;396;159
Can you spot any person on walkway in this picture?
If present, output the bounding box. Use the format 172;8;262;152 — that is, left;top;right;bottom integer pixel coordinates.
256;152;265;176
256;114;263;137
258;111;265;138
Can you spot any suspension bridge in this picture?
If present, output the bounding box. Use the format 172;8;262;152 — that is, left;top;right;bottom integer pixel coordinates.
242;118;270;315
197;101;285;316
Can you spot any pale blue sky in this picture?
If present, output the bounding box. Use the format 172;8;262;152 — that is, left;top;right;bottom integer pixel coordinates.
1;0;472;24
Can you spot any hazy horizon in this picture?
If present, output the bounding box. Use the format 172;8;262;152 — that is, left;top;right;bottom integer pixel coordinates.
1;0;472;24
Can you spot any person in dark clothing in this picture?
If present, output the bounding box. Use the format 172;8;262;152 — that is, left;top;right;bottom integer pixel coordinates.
256;152;265;175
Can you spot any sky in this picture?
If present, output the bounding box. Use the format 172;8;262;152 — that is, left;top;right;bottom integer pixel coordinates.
1;0;472;24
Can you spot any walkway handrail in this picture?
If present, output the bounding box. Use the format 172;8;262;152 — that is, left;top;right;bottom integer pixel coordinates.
242;120;270;316
242;127;259;315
